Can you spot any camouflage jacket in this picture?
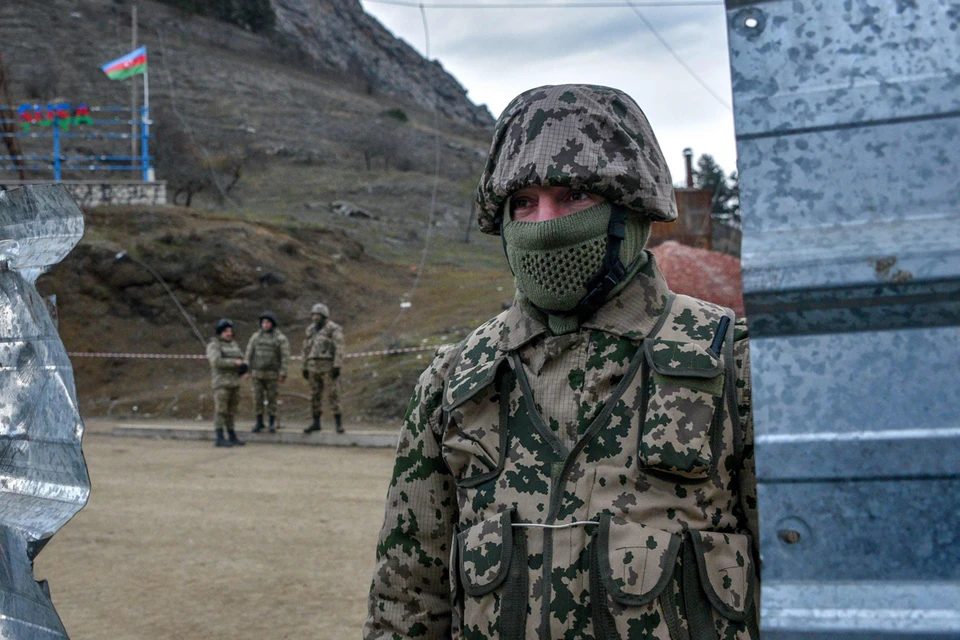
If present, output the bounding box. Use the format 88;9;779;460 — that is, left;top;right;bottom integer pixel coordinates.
302;319;344;368
364;255;759;640
245;328;291;379
206;336;245;389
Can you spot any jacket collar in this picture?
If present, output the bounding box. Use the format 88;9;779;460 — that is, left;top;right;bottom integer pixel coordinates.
498;251;671;352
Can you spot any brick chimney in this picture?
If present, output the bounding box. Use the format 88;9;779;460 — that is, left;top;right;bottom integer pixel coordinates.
683;147;694;188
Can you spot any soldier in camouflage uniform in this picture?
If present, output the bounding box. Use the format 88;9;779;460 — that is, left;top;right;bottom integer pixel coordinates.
206;318;248;448
364;85;759;640
302;303;345;434
246;311;291;433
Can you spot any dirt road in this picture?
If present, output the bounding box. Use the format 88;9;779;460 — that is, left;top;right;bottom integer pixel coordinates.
34;432;397;639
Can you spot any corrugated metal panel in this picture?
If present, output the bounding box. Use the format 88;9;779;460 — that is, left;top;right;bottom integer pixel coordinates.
0;185;89;639
725;1;960;638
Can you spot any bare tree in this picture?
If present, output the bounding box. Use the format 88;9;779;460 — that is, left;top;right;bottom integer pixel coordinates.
356;120;400;171
152;110;255;206
23;55;60;101
152;112;206;206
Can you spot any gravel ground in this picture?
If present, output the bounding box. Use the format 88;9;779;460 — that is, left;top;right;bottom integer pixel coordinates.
34;433;397;639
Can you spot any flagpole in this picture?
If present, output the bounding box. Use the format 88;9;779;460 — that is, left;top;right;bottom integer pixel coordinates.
131;1;138;179
142;63;151;182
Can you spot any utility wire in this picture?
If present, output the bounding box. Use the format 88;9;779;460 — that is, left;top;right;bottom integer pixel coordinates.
155;27;244;210
365;1;722;7
625;1;731;111
420;3;431;59
377;6;444;346
115;250;208;347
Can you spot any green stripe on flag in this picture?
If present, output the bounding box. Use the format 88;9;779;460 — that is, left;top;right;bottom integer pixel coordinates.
105;62;147;81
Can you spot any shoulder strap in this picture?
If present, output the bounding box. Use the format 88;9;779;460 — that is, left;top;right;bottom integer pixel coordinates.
722;310;743;467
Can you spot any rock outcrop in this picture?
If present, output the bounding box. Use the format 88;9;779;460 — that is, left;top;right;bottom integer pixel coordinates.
271;0;493;129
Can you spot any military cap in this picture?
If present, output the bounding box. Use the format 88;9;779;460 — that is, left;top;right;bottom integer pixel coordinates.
476;84;678;235
311;303;329;317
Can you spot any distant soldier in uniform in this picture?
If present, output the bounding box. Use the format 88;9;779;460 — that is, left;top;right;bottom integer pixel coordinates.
365;85;759;640
246;310;291;433
302;303;345;434
206;318;248;448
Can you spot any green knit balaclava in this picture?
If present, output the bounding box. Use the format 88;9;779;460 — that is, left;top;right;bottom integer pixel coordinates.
503;202;651;329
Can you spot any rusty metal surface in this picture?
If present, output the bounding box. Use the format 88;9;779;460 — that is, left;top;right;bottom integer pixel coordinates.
0;185;89;639
726;0;960;638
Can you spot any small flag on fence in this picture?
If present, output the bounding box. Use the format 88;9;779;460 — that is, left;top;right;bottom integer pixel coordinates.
101;46;147;81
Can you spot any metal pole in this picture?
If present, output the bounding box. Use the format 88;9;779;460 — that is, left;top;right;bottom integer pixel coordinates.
131;2;138;179
141;65;149;182
52;114;60;181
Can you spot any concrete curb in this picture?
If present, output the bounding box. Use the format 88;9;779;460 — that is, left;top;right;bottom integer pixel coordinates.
90;421;399;449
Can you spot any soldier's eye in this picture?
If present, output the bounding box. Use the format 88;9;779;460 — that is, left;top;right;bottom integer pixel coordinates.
512;197;535;211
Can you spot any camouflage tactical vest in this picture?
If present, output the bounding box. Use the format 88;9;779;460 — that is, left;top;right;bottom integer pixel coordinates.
249;330;284;371
207;337;244;390
304;322;339;361
440;294;758;640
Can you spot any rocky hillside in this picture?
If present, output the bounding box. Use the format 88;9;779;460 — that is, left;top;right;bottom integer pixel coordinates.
2;0;494;227
270;0;493;128
1;0;491;130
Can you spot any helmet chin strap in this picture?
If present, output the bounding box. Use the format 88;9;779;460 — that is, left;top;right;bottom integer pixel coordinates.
502;204;633;323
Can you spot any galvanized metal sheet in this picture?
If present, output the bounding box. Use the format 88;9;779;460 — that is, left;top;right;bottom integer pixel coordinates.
727;1;960;138
761;479;960;581
0;185;89;639
762;582;960;639
726;0;960;637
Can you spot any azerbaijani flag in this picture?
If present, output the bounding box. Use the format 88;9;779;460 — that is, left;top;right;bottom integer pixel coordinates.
101;46;147;81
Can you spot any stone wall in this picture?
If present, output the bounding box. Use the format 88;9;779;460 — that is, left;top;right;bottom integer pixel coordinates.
0;182;167;208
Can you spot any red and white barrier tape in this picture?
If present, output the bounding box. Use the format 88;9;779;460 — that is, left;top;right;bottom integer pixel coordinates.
68;352;206;360
67;344;450;361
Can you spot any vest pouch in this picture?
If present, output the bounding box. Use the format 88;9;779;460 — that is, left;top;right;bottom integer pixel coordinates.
457;509;527;639
640;338;725;479
590;513;682;640
689;530;756;623
442;355;508;488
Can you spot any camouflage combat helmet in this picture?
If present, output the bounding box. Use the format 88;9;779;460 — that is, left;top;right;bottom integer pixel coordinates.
476;84;678;235
311;303;329;317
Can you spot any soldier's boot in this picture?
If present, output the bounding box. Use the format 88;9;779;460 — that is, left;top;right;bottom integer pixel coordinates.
304;414;321;434
252;414;264;433
227;428;246;447
215;428;233;448
335;413;344;434
267;415;277;433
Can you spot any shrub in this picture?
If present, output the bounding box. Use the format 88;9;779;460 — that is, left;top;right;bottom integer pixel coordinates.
379;108;408;123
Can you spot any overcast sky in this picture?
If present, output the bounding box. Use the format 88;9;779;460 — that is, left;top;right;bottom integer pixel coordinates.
359;0;737;185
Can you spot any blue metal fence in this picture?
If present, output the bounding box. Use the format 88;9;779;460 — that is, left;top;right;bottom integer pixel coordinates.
0;105;152;181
